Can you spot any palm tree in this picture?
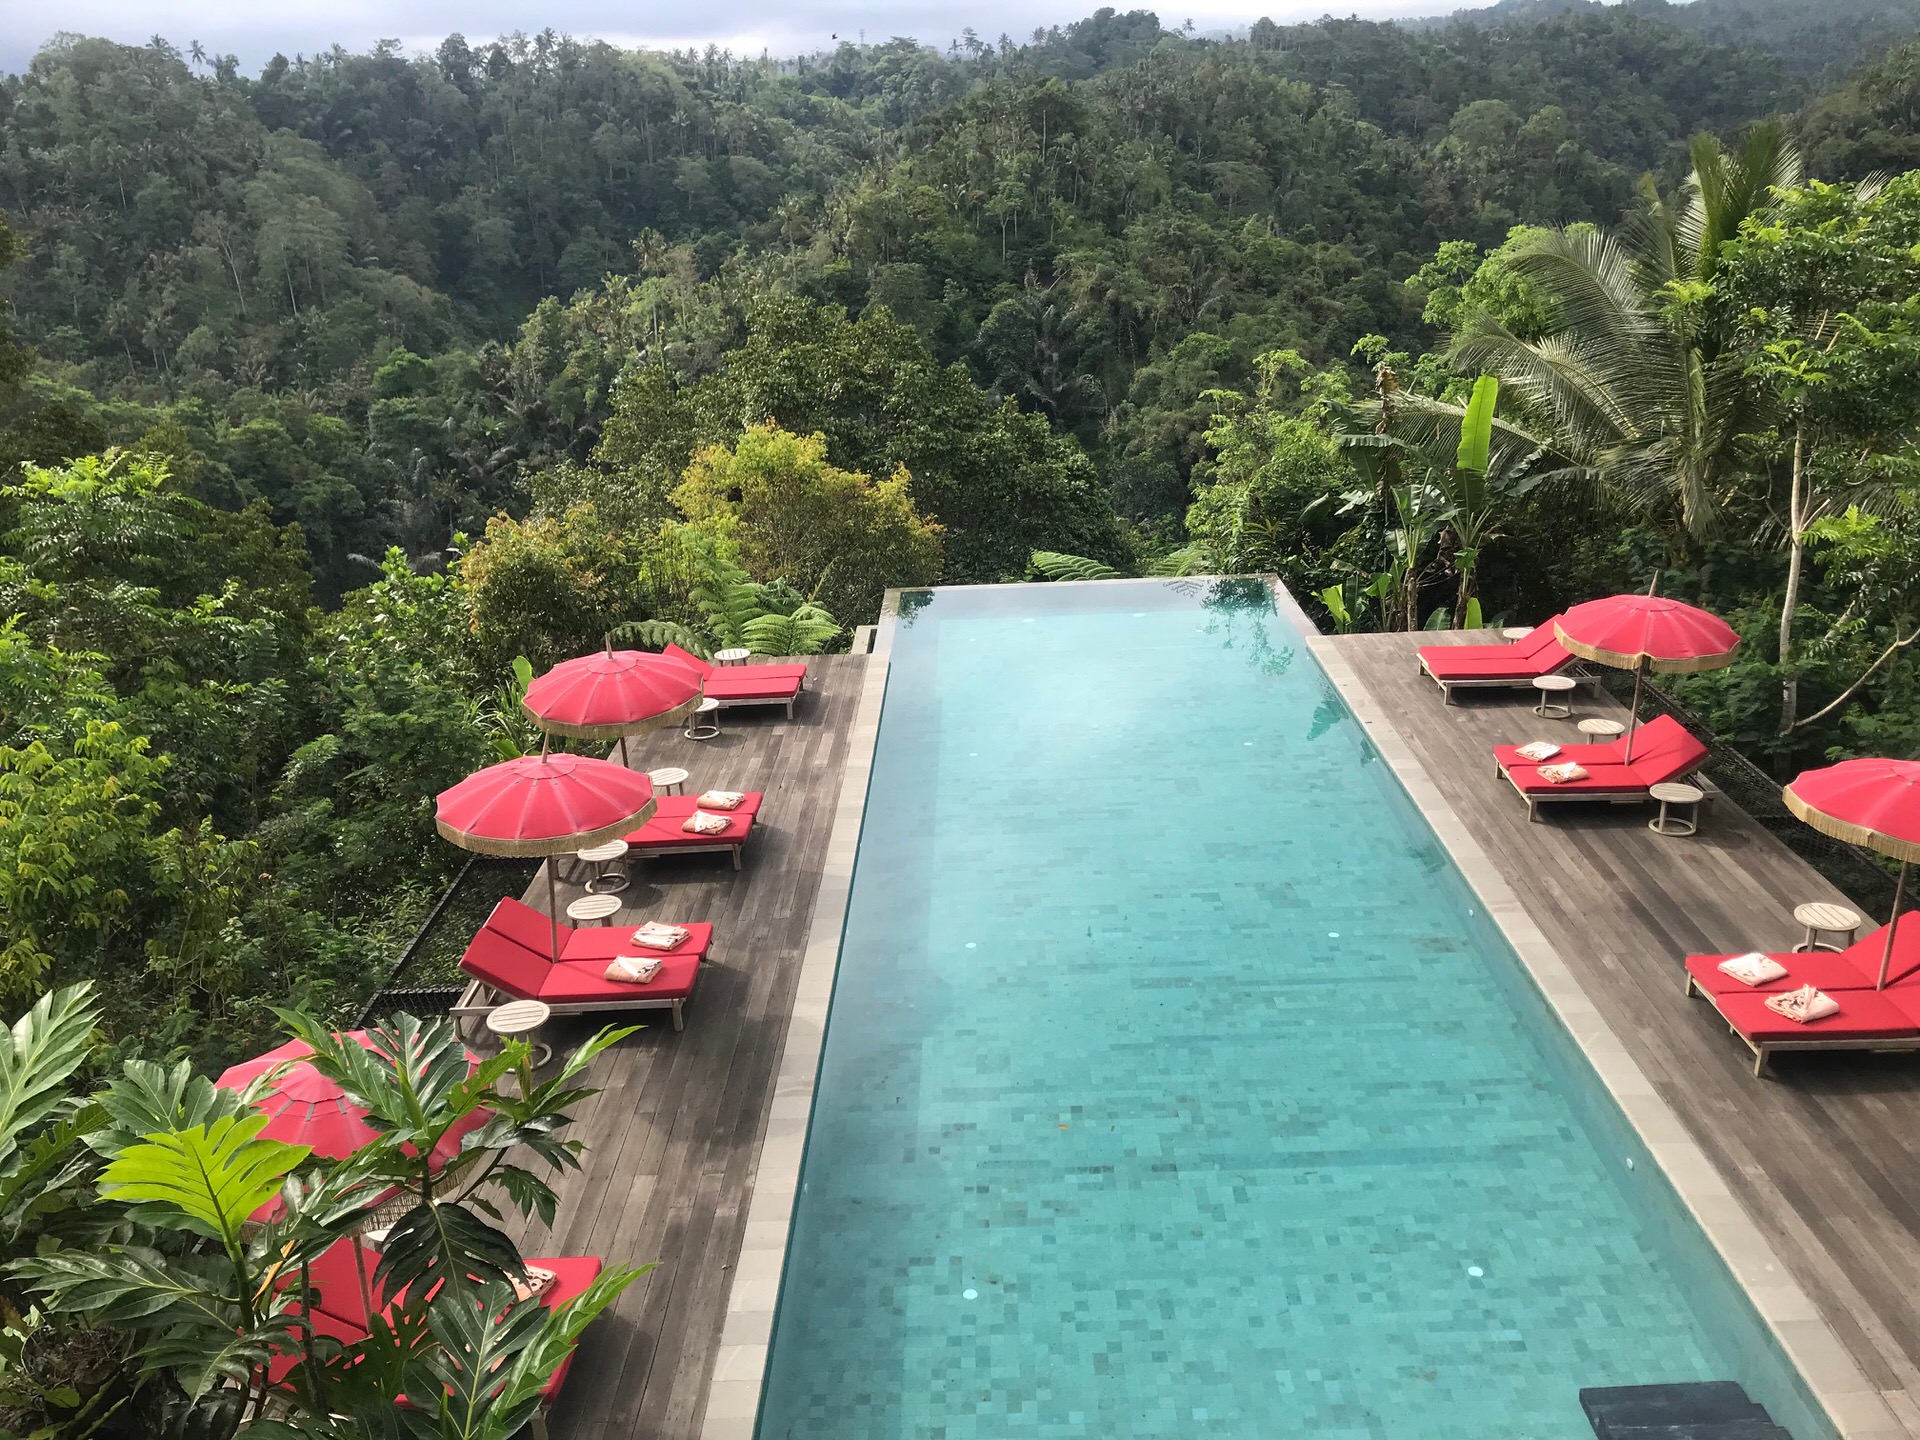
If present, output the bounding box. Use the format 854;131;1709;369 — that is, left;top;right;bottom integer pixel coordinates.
1449;123;1802;542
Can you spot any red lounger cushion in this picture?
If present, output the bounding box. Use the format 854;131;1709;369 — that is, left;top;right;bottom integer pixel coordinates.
485;895;711;963
1495;715;1693;771
651;792;764;819
544;953;699;1004
461;929;556;999
1685;952;1877;997
548;921;711;963
1509;763;1648;796
701;672;804;701
663;644;806;693
1841;914;1920;986
1423;650;1570;680
628;796;759;849
1709;988;1920;1043
297;1242;602;1404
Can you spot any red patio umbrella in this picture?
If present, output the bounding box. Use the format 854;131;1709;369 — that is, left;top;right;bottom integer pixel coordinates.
435;751;657;959
218;1031;490;1314
1555;590;1740;760
522;644;704;767
1783;758;1920;988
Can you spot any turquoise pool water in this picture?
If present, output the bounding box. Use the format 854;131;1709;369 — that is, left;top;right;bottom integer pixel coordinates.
756;579;1825;1440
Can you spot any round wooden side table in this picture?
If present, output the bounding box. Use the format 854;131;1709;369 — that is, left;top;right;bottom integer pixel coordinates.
1648;781;1706;837
486;998;552;1068
1501;626;1535;643
565;893;624;926
684;697;721;741
1577;717;1626;741
1532;674;1578;719
647;766;690;796
576;839;630;894
713;647;751;666
1793;901;1863;953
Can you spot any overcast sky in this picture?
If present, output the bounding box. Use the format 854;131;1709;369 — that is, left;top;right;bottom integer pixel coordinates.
1;0;1445;73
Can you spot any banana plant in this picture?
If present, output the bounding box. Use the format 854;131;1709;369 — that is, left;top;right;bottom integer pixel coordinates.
1440;375;1500;629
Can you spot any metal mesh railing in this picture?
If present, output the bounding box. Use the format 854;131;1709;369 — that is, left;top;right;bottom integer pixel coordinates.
354;856;542;1024
1603;672;1899;919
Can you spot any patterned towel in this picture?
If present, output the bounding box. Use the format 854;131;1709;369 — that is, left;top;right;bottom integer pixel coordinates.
682;810;730;835
605;954;664;985
1515;740;1561;762
1536;762;1589;784
512;1266;558;1302
1763;984;1839;1025
696;790;746;810
1718;952;1788;987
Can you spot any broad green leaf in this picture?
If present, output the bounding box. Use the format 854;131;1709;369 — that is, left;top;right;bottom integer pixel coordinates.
0;982;99;1167
100;1114;309;1245
1455;375;1499;475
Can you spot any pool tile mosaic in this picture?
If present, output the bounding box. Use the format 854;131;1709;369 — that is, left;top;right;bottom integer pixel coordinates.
756;582;1810;1440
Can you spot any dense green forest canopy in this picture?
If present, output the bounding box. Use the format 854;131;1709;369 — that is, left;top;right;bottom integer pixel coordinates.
3;0;1920;1070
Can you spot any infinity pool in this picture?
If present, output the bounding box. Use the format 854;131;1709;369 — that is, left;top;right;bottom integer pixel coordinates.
756;579;1823;1440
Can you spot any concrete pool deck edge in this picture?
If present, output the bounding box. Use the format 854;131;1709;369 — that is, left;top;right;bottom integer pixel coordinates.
1304;626;1904;1440
695;614;891;1440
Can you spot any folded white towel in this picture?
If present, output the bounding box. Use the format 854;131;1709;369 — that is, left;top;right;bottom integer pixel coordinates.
1763;984;1840;1025
697;790;746;810
682;810;730;835
605;954;664;985
629;923;691;950
1515;740;1561;762
1718;952;1789;987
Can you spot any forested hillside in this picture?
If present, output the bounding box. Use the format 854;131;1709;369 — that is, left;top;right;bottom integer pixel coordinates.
4;1;1920;1060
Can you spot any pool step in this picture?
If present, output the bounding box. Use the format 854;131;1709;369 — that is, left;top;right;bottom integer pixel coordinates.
1580;1382;1792;1440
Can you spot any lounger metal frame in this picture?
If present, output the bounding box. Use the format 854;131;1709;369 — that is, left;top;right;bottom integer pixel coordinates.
1419;654;1602;705
708;680;803;720
1683;973;1920;1077
1498;760;1707;823
452;973;693;1034
627;836;747;869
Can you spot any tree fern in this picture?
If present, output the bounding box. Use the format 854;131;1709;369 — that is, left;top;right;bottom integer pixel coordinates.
741;604;841;657
1029;550;1123;581
606;620;710;660
1146;544;1210;577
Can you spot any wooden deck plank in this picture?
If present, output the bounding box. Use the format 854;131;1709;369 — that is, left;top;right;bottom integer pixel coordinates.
1326;631;1920;1423
461;656;864;1440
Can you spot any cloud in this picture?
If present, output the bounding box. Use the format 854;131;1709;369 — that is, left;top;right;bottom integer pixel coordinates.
4;0;1435;72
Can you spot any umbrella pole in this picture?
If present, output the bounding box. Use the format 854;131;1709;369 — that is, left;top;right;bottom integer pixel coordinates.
546;860;562;962
1877;860;1909;990
619;734;630;768
1623;661;1647;763
353;1234;375;1318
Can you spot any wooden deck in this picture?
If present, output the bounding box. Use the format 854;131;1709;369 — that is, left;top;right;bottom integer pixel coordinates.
1324;632;1920;1435
501;656;865;1440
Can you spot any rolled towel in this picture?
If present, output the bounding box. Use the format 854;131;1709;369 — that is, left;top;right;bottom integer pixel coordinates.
697;790;746;810
1718;952;1789;987
605;954;664;985
1536;762;1589;784
1763;984;1840;1025
682;810;730;835
1514;740;1561;762
630;922;691;950
512;1265;558;1302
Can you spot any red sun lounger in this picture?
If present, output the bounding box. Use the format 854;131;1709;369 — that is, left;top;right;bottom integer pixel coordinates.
483;895;712;964
663;644;806;718
1417;616;1594;703
1687;984;1920;1077
456;927;701;1030
1493;715;1695;772
1502;723;1709;822
1684;914;1920;998
624;792;761;870
279;1239;604;1439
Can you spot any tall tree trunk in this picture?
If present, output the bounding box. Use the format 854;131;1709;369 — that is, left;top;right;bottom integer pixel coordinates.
1778;420;1809;734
